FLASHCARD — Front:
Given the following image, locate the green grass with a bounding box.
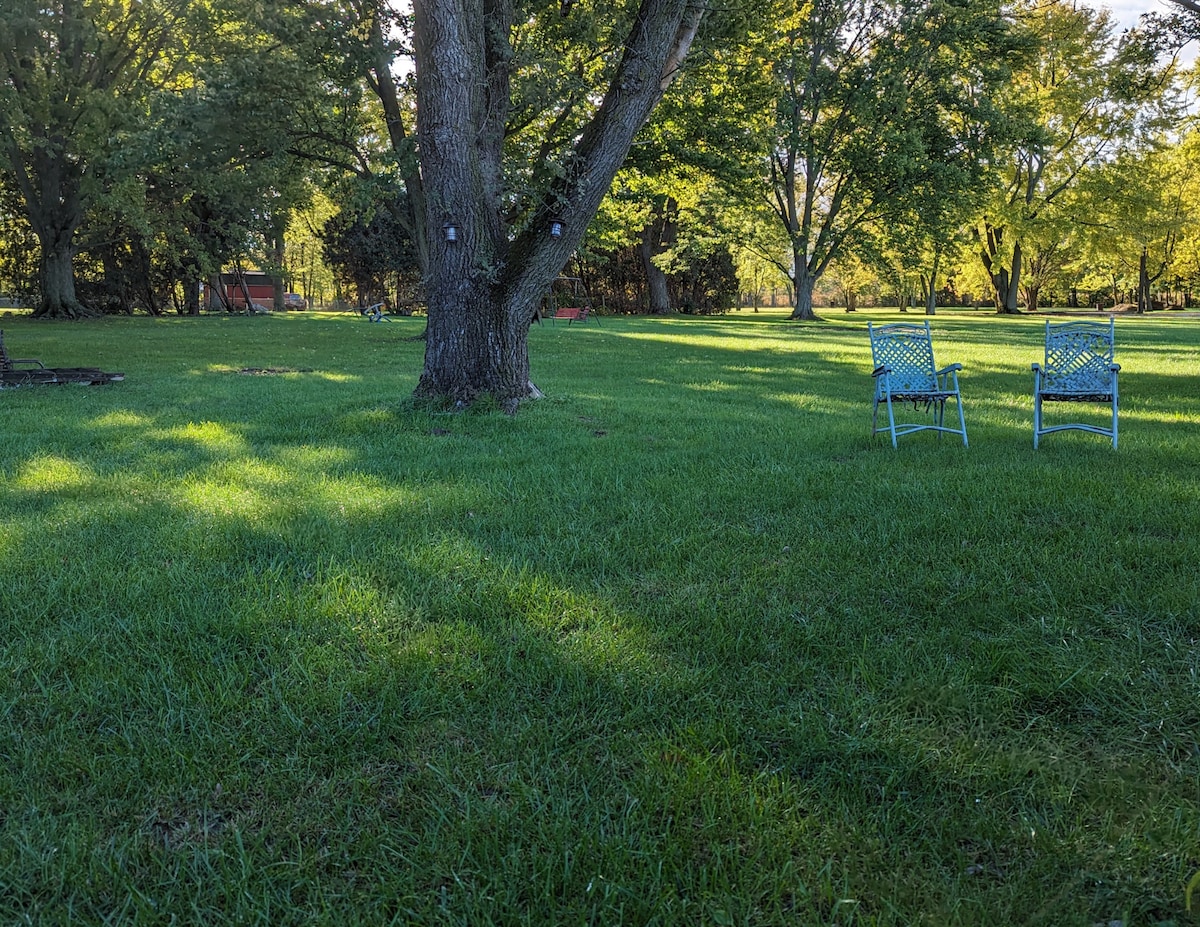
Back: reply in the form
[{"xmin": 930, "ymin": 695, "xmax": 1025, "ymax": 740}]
[{"xmin": 1, "ymin": 308, "xmax": 1198, "ymax": 925}]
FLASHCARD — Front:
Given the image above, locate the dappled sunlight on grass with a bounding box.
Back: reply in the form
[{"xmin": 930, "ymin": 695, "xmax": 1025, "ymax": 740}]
[
  {"xmin": 159, "ymin": 420, "xmax": 249, "ymax": 456},
  {"xmin": 90, "ymin": 410, "xmax": 154, "ymax": 429},
  {"xmin": 682, "ymin": 379, "xmax": 737, "ymax": 393},
  {"xmin": 177, "ymin": 476, "xmax": 279, "ymax": 521},
  {"xmin": 1126, "ymin": 407, "xmax": 1200, "ymax": 425},
  {"xmin": 14, "ymin": 454, "xmax": 96, "ymax": 492},
  {"xmin": 391, "ymin": 534, "xmax": 673, "ymax": 679},
  {"xmin": 168, "ymin": 456, "xmax": 464, "ymax": 527},
  {"xmin": 762, "ymin": 389, "xmax": 850, "ymax": 415},
  {"xmin": 273, "ymin": 443, "xmax": 358, "ymax": 471},
  {"xmin": 605, "ymin": 328, "xmax": 810, "ymax": 353},
  {"xmin": 201, "ymin": 363, "xmax": 362, "ymax": 383}
]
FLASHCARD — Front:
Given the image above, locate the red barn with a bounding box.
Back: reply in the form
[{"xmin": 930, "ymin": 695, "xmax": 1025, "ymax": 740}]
[{"xmin": 205, "ymin": 272, "xmax": 277, "ymax": 310}]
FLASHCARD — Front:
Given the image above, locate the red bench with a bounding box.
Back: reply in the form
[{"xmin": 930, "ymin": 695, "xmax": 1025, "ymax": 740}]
[{"xmin": 553, "ymin": 306, "xmax": 588, "ymax": 324}]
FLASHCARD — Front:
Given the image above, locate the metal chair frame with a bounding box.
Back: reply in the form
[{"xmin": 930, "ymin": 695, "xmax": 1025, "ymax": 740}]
[
  {"xmin": 869, "ymin": 320, "xmax": 968, "ymax": 448},
  {"xmin": 1032, "ymin": 318, "xmax": 1119, "ymax": 449}
]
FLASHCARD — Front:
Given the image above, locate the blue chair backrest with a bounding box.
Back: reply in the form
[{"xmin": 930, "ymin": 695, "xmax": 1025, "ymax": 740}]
[
  {"xmin": 870, "ymin": 322, "xmax": 937, "ymax": 393},
  {"xmin": 1042, "ymin": 319, "xmax": 1115, "ymax": 393}
]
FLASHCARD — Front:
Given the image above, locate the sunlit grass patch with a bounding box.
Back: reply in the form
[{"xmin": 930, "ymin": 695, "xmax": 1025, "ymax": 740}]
[
  {"xmin": 161, "ymin": 420, "xmax": 248, "ymax": 455},
  {"xmin": 14, "ymin": 453, "xmax": 95, "ymax": 492}
]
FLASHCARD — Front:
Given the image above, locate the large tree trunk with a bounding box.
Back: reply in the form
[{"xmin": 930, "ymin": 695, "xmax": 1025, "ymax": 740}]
[
  {"xmin": 790, "ymin": 268, "xmax": 819, "ymax": 321},
  {"xmin": 418, "ymin": 277, "xmax": 532, "ymax": 412},
  {"xmin": 23, "ymin": 161, "xmax": 92, "ymax": 319},
  {"xmin": 3, "ymin": 95, "xmax": 91, "ymax": 319},
  {"xmin": 412, "ymin": 0, "xmax": 705, "ymax": 410},
  {"xmin": 34, "ymin": 235, "xmax": 90, "ymax": 319},
  {"xmin": 789, "ymin": 235, "xmax": 820, "ymax": 320},
  {"xmin": 184, "ymin": 274, "xmax": 201, "ymax": 316},
  {"xmin": 1001, "ymin": 240, "xmax": 1023, "ymax": 313},
  {"xmin": 1022, "ymin": 281, "xmax": 1041, "ymax": 313}
]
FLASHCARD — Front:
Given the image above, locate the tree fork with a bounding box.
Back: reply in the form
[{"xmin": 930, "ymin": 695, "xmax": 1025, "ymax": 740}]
[{"xmin": 412, "ymin": 0, "xmax": 707, "ymax": 410}]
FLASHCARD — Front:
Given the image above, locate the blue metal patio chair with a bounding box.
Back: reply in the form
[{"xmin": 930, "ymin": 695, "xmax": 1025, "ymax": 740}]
[
  {"xmin": 1032, "ymin": 318, "xmax": 1119, "ymax": 449},
  {"xmin": 869, "ymin": 320, "xmax": 967, "ymax": 448}
]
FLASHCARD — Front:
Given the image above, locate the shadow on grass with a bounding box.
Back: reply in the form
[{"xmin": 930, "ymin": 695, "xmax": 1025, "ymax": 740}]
[{"xmin": 2, "ymin": 312, "xmax": 1199, "ymax": 922}]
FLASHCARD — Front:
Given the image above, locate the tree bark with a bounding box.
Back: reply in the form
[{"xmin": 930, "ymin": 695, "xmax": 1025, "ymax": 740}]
[
  {"xmin": 271, "ymin": 218, "xmax": 287, "ymax": 311},
  {"xmin": 36, "ymin": 236, "xmax": 89, "ymax": 319},
  {"xmin": 790, "ymin": 269, "xmax": 819, "ymax": 321},
  {"xmin": 184, "ymin": 273, "xmax": 201, "ymax": 315},
  {"xmin": 1138, "ymin": 247, "xmax": 1150, "ymax": 313},
  {"xmin": 18, "ymin": 150, "xmax": 92, "ymax": 319},
  {"xmin": 638, "ymin": 203, "xmax": 675, "ymax": 314},
  {"xmin": 1022, "ymin": 283, "xmax": 1041, "ymax": 313},
  {"xmin": 788, "ymin": 236, "xmax": 820, "ymax": 320},
  {"xmin": 925, "ymin": 251, "xmax": 941, "ymax": 315},
  {"xmin": 367, "ymin": 7, "xmax": 428, "ymax": 277},
  {"xmin": 978, "ymin": 223, "xmax": 1021, "ymax": 314},
  {"xmin": 412, "ymin": 0, "xmax": 706, "ymax": 410},
  {"xmin": 419, "ymin": 276, "xmax": 533, "ymax": 411},
  {"xmin": 1001, "ymin": 240, "xmax": 1023, "ymax": 313}
]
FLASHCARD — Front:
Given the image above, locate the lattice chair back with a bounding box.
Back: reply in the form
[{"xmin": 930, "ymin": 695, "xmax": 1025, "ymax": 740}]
[
  {"xmin": 1041, "ymin": 320, "xmax": 1115, "ymax": 396},
  {"xmin": 868, "ymin": 320, "xmax": 967, "ymax": 448},
  {"xmin": 870, "ymin": 323, "xmax": 938, "ymax": 396},
  {"xmin": 1032, "ymin": 318, "xmax": 1119, "ymax": 448}
]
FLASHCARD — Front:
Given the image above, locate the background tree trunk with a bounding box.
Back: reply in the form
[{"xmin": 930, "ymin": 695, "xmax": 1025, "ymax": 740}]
[
  {"xmin": 22, "ymin": 154, "xmax": 91, "ymax": 318},
  {"xmin": 788, "ymin": 235, "xmax": 820, "ymax": 320},
  {"xmin": 1001, "ymin": 241, "xmax": 1024, "ymax": 313},
  {"xmin": 1138, "ymin": 247, "xmax": 1150, "ymax": 313},
  {"xmin": 790, "ymin": 269, "xmax": 818, "ymax": 320},
  {"xmin": 639, "ymin": 206, "xmax": 675, "ymax": 314},
  {"xmin": 925, "ymin": 252, "xmax": 941, "ymax": 315},
  {"xmin": 34, "ymin": 237, "xmax": 88, "ymax": 319},
  {"xmin": 368, "ymin": 9, "xmax": 428, "ymax": 277},
  {"xmin": 271, "ymin": 217, "xmax": 287, "ymax": 311}
]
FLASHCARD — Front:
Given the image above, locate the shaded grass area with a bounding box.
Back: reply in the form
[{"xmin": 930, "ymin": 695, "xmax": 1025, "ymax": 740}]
[{"xmin": 1, "ymin": 309, "xmax": 1198, "ymax": 924}]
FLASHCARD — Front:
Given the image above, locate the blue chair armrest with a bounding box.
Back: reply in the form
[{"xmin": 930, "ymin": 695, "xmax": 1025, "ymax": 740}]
[
  {"xmin": 934, "ymin": 363, "xmax": 962, "ymax": 391},
  {"xmin": 872, "ymin": 365, "xmax": 891, "ymax": 378}
]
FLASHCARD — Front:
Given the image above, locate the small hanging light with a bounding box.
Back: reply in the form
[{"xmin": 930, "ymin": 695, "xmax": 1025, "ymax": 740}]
[
  {"xmin": 443, "ymin": 223, "xmax": 459, "ymax": 243},
  {"xmin": 549, "ymin": 218, "xmax": 564, "ymax": 238}
]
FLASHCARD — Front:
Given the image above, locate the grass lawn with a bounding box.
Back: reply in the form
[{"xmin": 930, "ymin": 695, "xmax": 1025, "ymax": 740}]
[{"xmin": 1, "ymin": 308, "xmax": 1198, "ymax": 925}]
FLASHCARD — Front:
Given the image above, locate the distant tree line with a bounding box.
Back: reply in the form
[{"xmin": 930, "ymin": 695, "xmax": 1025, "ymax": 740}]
[{"xmin": 0, "ymin": 0, "xmax": 1197, "ymax": 405}]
